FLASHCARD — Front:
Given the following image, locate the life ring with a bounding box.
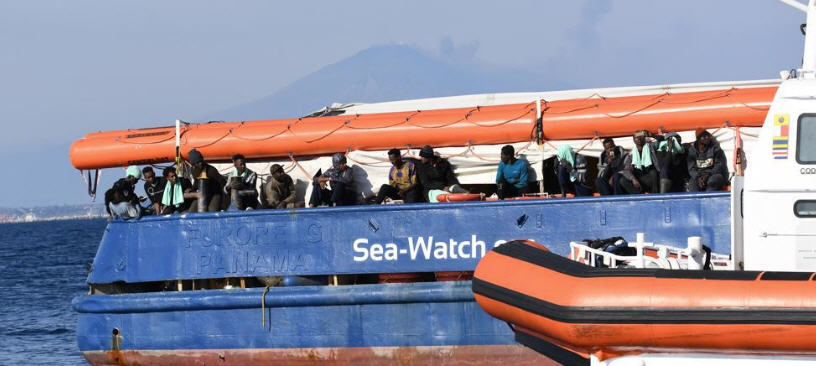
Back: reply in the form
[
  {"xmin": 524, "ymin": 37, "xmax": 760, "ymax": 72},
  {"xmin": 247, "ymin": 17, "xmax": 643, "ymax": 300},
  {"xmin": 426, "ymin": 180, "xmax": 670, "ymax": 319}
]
[{"xmin": 436, "ymin": 193, "xmax": 483, "ymax": 202}]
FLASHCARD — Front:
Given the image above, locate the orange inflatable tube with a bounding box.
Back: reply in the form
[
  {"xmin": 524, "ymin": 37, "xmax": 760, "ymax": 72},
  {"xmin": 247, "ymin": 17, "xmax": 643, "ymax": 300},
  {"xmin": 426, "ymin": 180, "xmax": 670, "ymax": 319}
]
[
  {"xmin": 70, "ymin": 86, "xmax": 776, "ymax": 170},
  {"xmin": 472, "ymin": 240, "xmax": 816, "ymax": 362}
]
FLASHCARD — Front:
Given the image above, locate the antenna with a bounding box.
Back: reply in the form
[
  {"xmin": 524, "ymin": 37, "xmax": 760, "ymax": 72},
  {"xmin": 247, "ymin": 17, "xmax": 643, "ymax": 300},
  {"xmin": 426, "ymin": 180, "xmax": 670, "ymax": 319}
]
[{"xmin": 779, "ymin": 0, "xmax": 816, "ymax": 77}]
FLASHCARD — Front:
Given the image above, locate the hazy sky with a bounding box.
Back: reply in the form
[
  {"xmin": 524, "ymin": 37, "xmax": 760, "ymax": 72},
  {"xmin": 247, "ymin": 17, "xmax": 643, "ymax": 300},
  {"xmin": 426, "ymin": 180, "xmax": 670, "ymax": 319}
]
[{"xmin": 0, "ymin": 1, "xmax": 806, "ymax": 207}]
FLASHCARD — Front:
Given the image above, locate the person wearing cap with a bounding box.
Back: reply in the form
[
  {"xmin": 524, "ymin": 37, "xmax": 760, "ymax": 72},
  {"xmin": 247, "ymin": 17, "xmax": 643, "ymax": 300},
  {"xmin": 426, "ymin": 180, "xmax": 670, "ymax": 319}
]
[
  {"xmin": 617, "ymin": 130, "xmax": 661, "ymax": 194},
  {"xmin": 104, "ymin": 165, "xmax": 144, "ymax": 220},
  {"xmin": 310, "ymin": 153, "xmax": 356, "ymax": 207},
  {"xmin": 187, "ymin": 148, "xmax": 228, "ymax": 212},
  {"xmin": 160, "ymin": 167, "xmax": 197, "ymax": 214},
  {"xmin": 141, "ymin": 166, "xmax": 166, "ymax": 215},
  {"xmin": 376, "ymin": 148, "xmax": 421, "ymax": 204},
  {"xmin": 495, "ymin": 145, "xmax": 530, "ymax": 199},
  {"xmin": 417, "ymin": 145, "xmax": 467, "ymax": 202},
  {"xmin": 225, "ymin": 154, "xmax": 259, "ymax": 210},
  {"xmin": 263, "ymin": 164, "xmax": 300, "ymax": 209},
  {"xmin": 687, "ymin": 129, "xmax": 728, "ymax": 191},
  {"xmin": 555, "ymin": 145, "xmax": 592, "ymax": 197}
]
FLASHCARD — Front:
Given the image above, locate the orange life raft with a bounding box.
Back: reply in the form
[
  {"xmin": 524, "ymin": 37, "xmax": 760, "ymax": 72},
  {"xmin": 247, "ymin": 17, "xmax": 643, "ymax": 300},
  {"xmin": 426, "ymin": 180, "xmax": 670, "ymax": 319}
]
[
  {"xmin": 69, "ymin": 86, "xmax": 776, "ymax": 170},
  {"xmin": 472, "ymin": 240, "xmax": 816, "ymax": 364}
]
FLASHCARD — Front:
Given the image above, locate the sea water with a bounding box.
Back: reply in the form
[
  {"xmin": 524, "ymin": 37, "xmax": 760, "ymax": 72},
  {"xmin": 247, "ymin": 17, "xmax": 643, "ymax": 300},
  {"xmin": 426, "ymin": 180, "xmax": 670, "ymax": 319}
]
[{"xmin": 0, "ymin": 219, "xmax": 105, "ymax": 366}]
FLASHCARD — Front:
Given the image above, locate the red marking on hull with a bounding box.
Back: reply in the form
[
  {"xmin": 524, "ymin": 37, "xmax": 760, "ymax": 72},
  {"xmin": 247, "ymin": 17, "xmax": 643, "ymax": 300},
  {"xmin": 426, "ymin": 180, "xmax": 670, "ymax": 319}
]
[{"xmin": 83, "ymin": 345, "xmax": 551, "ymax": 365}]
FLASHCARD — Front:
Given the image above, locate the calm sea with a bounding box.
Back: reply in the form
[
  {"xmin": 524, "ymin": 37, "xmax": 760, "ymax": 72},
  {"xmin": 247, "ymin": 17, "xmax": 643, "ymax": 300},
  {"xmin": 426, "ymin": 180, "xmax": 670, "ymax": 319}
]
[{"xmin": 0, "ymin": 219, "xmax": 106, "ymax": 366}]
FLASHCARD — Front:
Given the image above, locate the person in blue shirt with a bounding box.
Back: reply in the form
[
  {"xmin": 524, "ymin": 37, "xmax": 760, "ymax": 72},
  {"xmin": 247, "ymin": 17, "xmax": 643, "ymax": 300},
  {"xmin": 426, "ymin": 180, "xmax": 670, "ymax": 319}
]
[{"xmin": 495, "ymin": 145, "xmax": 529, "ymax": 199}]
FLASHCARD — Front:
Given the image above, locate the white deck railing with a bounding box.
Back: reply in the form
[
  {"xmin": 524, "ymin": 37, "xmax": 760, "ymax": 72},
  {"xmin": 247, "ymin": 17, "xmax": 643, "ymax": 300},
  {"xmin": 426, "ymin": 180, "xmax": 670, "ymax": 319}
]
[{"xmin": 568, "ymin": 233, "xmax": 731, "ymax": 270}]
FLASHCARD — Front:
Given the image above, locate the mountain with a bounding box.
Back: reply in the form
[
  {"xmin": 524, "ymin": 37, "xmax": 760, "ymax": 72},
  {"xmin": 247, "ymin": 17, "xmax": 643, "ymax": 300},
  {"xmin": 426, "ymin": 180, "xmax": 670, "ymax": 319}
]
[{"xmin": 210, "ymin": 44, "xmax": 570, "ymax": 121}]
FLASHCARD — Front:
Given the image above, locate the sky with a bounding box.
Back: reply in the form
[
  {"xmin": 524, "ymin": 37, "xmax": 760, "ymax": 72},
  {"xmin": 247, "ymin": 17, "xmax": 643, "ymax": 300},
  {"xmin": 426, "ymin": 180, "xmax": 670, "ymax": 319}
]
[{"xmin": 0, "ymin": 0, "xmax": 807, "ymax": 207}]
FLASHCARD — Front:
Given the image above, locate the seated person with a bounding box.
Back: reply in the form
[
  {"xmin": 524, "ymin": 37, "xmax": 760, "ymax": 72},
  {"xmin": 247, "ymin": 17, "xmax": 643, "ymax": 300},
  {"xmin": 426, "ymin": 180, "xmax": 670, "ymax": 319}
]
[
  {"xmin": 225, "ymin": 154, "xmax": 259, "ymax": 210},
  {"xmin": 188, "ymin": 149, "xmax": 227, "ymax": 212},
  {"xmin": 142, "ymin": 166, "xmax": 166, "ymax": 215},
  {"xmin": 495, "ymin": 145, "xmax": 529, "ymax": 199},
  {"xmin": 309, "ymin": 153, "xmax": 356, "ymax": 207},
  {"xmin": 104, "ymin": 165, "xmax": 143, "ymax": 220},
  {"xmin": 655, "ymin": 132, "xmax": 686, "ymax": 193},
  {"xmin": 417, "ymin": 145, "xmax": 467, "ymax": 202},
  {"xmin": 616, "ymin": 130, "xmax": 661, "ymax": 194},
  {"xmin": 160, "ymin": 167, "xmax": 197, "ymax": 214},
  {"xmin": 595, "ymin": 138, "xmax": 626, "ymax": 196},
  {"xmin": 556, "ymin": 145, "xmax": 592, "ymax": 196},
  {"xmin": 376, "ymin": 149, "xmax": 421, "ymax": 204},
  {"xmin": 263, "ymin": 164, "xmax": 302, "ymax": 209},
  {"xmin": 687, "ymin": 129, "xmax": 728, "ymax": 191}
]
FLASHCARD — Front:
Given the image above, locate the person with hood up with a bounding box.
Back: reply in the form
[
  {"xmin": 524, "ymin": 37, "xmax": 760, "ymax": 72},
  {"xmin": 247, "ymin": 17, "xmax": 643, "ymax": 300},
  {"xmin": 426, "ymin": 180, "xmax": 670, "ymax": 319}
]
[
  {"xmin": 495, "ymin": 145, "xmax": 530, "ymax": 199},
  {"xmin": 556, "ymin": 145, "xmax": 592, "ymax": 196},
  {"xmin": 187, "ymin": 149, "xmax": 227, "ymax": 212},
  {"xmin": 617, "ymin": 130, "xmax": 661, "ymax": 194},
  {"xmin": 687, "ymin": 129, "xmax": 729, "ymax": 191},
  {"xmin": 104, "ymin": 165, "xmax": 144, "ymax": 220},
  {"xmin": 310, "ymin": 153, "xmax": 356, "ymax": 207},
  {"xmin": 416, "ymin": 145, "xmax": 468, "ymax": 202}
]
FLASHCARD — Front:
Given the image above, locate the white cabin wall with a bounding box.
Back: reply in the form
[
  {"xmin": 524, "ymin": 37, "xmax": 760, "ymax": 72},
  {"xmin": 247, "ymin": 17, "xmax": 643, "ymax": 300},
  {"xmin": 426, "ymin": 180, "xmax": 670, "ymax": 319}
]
[{"xmin": 743, "ymin": 78, "xmax": 816, "ymax": 271}]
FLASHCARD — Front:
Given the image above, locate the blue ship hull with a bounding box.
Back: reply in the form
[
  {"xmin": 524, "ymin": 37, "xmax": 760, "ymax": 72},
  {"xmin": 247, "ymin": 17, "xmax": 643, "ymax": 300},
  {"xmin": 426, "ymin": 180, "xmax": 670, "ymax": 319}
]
[
  {"xmin": 75, "ymin": 282, "xmax": 543, "ymax": 365},
  {"xmin": 74, "ymin": 193, "xmax": 731, "ymax": 365}
]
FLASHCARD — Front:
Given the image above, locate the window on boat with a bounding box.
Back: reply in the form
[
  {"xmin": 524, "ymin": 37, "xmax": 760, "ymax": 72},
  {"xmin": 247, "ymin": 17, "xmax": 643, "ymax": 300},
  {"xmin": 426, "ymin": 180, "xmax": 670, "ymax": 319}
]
[
  {"xmin": 794, "ymin": 200, "xmax": 816, "ymax": 217},
  {"xmin": 797, "ymin": 114, "xmax": 816, "ymax": 163}
]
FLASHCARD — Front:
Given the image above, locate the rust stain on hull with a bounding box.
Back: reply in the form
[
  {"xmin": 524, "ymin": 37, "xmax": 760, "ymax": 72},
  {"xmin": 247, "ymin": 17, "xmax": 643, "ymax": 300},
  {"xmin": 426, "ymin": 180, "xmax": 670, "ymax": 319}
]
[{"xmin": 84, "ymin": 345, "xmax": 552, "ymax": 366}]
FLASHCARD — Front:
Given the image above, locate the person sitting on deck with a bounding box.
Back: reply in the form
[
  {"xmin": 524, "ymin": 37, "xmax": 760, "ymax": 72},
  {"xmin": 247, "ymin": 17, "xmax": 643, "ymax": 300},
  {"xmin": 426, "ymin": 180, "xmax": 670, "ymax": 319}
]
[
  {"xmin": 595, "ymin": 138, "xmax": 626, "ymax": 196},
  {"xmin": 225, "ymin": 154, "xmax": 259, "ymax": 210},
  {"xmin": 104, "ymin": 165, "xmax": 143, "ymax": 220},
  {"xmin": 262, "ymin": 164, "xmax": 302, "ymax": 209},
  {"xmin": 495, "ymin": 145, "xmax": 529, "ymax": 199},
  {"xmin": 655, "ymin": 132, "xmax": 687, "ymax": 193},
  {"xmin": 141, "ymin": 166, "xmax": 166, "ymax": 215},
  {"xmin": 160, "ymin": 167, "xmax": 197, "ymax": 214},
  {"xmin": 616, "ymin": 130, "xmax": 661, "ymax": 194},
  {"xmin": 188, "ymin": 149, "xmax": 227, "ymax": 212},
  {"xmin": 556, "ymin": 145, "xmax": 592, "ymax": 196},
  {"xmin": 376, "ymin": 148, "xmax": 421, "ymax": 204},
  {"xmin": 687, "ymin": 129, "xmax": 729, "ymax": 191},
  {"xmin": 309, "ymin": 153, "xmax": 356, "ymax": 207},
  {"xmin": 417, "ymin": 145, "xmax": 468, "ymax": 202}
]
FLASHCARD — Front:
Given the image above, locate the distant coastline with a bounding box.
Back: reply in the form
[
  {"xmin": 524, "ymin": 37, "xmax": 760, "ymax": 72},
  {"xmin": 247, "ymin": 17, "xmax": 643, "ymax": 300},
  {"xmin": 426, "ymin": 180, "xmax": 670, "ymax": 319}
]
[{"xmin": 0, "ymin": 204, "xmax": 106, "ymax": 223}]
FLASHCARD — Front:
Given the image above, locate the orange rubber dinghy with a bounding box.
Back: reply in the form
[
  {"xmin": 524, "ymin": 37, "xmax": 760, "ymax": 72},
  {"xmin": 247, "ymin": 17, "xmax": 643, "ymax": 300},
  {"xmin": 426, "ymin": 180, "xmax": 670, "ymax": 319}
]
[
  {"xmin": 472, "ymin": 240, "xmax": 816, "ymax": 364},
  {"xmin": 69, "ymin": 86, "xmax": 776, "ymax": 169},
  {"xmin": 436, "ymin": 193, "xmax": 484, "ymax": 202}
]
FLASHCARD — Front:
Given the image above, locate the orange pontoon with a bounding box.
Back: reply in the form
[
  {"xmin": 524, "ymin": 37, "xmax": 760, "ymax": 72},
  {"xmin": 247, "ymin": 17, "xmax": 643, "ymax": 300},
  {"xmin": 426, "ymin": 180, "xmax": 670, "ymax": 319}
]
[
  {"xmin": 69, "ymin": 86, "xmax": 776, "ymax": 170},
  {"xmin": 472, "ymin": 240, "xmax": 816, "ymax": 364}
]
